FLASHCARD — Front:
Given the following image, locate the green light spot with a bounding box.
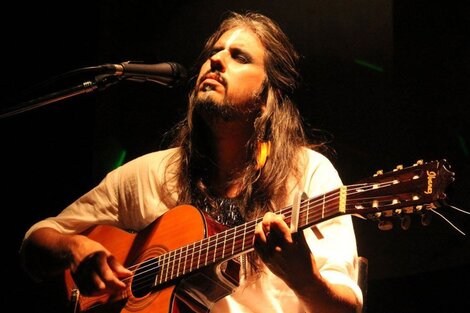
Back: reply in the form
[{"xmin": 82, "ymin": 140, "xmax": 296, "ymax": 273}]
[
  {"xmin": 458, "ymin": 135, "xmax": 469, "ymax": 157},
  {"xmin": 114, "ymin": 149, "xmax": 127, "ymax": 169},
  {"xmin": 354, "ymin": 59, "xmax": 384, "ymax": 73}
]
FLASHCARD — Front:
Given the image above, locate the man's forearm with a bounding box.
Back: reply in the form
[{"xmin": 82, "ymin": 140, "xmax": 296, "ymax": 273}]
[{"xmin": 20, "ymin": 228, "xmax": 75, "ymax": 280}]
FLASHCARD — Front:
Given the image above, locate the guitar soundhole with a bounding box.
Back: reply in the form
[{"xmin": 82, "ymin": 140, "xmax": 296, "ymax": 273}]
[{"xmin": 131, "ymin": 257, "xmax": 160, "ymax": 298}]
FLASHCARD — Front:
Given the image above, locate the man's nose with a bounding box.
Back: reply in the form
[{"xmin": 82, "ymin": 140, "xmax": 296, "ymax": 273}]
[{"xmin": 210, "ymin": 50, "xmax": 227, "ymax": 72}]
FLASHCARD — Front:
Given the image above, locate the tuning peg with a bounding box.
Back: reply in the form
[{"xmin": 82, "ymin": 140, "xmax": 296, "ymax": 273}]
[
  {"xmin": 393, "ymin": 164, "xmax": 403, "ymax": 172},
  {"xmin": 421, "ymin": 212, "xmax": 432, "ymax": 226},
  {"xmin": 413, "ymin": 159, "xmax": 424, "ymax": 166},
  {"xmin": 378, "ymin": 220, "xmax": 393, "ymax": 231},
  {"xmin": 400, "ymin": 215, "xmax": 411, "ymax": 230},
  {"xmin": 373, "ymin": 169, "xmax": 383, "ymax": 177}
]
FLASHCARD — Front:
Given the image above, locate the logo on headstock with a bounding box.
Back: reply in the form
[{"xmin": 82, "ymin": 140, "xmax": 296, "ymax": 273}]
[{"xmin": 424, "ymin": 170, "xmax": 437, "ymax": 194}]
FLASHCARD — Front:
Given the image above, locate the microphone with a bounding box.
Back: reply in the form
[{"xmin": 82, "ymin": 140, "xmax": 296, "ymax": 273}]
[{"xmin": 100, "ymin": 61, "xmax": 187, "ymax": 87}]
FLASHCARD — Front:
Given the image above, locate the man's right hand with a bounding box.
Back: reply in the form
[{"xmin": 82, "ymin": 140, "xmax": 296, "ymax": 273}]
[
  {"xmin": 21, "ymin": 228, "xmax": 132, "ymax": 297},
  {"xmin": 71, "ymin": 249, "xmax": 132, "ymax": 296}
]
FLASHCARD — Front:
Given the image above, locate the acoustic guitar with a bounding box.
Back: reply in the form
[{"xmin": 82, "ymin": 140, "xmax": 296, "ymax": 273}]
[{"xmin": 64, "ymin": 159, "xmax": 455, "ymax": 312}]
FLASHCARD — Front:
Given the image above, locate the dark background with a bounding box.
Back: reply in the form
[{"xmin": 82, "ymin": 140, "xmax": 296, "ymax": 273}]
[{"xmin": 1, "ymin": 1, "xmax": 469, "ymax": 312}]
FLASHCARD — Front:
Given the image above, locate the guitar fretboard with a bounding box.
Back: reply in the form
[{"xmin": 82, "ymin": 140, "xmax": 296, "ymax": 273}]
[{"xmin": 152, "ymin": 187, "xmax": 344, "ymax": 286}]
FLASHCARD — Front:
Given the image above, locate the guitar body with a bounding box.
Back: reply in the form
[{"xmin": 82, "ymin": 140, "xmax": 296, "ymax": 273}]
[{"xmin": 64, "ymin": 205, "xmax": 239, "ymax": 313}]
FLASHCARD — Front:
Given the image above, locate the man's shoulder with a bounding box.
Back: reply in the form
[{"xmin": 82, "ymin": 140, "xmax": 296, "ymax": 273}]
[
  {"xmin": 137, "ymin": 147, "xmax": 180, "ymax": 162},
  {"xmin": 119, "ymin": 147, "xmax": 180, "ymax": 172},
  {"xmin": 300, "ymin": 147, "xmax": 342, "ymax": 194},
  {"xmin": 300, "ymin": 147, "xmax": 335, "ymax": 168}
]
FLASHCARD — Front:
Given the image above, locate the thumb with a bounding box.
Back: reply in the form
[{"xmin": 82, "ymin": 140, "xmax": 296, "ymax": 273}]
[{"xmin": 108, "ymin": 255, "xmax": 132, "ymax": 277}]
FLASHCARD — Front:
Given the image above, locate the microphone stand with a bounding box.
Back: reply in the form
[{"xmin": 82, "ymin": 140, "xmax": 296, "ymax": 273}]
[{"xmin": 0, "ymin": 75, "xmax": 120, "ymax": 119}]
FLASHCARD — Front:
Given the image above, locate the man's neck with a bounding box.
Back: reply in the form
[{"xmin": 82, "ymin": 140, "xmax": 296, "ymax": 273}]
[{"xmin": 207, "ymin": 117, "xmax": 255, "ymax": 197}]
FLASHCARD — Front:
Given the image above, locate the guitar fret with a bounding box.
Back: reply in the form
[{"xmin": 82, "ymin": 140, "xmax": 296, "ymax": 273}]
[
  {"xmin": 171, "ymin": 251, "xmax": 176, "ymax": 280},
  {"xmin": 178, "ymin": 249, "xmax": 183, "ymax": 277},
  {"xmin": 231, "ymin": 227, "xmax": 236, "ymax": 255},
  {"xmin": 176, "ymin": 249, "xmax": 180, "ymax": 277},
  {"xmin": 196, "ymin": 240, "xmax": 201, "ymax": 269},
  {"xmin": 176, "ymin": 248, "xmax": 181, "ymax": 277},
  {"xmin": 166, "ymin": 251, "xmax": 172, "ymax": 281},
  {"xmin": 178, "ymin": 248, "xmax": 183, "ymax": 276},
  {"xmin": 183, "ymin": 246, "xmax": 188, "ymax": 275},
  {"xmin": 164, "ymin": 251, "xmax": 169, "ymax": 282},
  {"xmin": 180, "ymin": 248, "xmax": 185, "ymax": 275},
  {"xmin": 163, "ymin": 253, "xmax": 169, "ymax": 284},
  {"xmin": 164, "ymin": 253, "xmax": 169, "ymax": 283},
  {"xmin": 175, "ymin": 249, "xmax": 181, "ymax": 279},
  {"xmin": 305, "ymin": 198, "xmax": 309, "ymax": 225},
  {"xmin": 205, "ymin": 237, "xmax": 210, "ymax": 266},
  {"xmin": 171, "ymin": 250, "xmax": 177, "ymax": 280},
  {"xmin": 222, "ymin": 232, "xmax": 226, "ymax": 259},
  {"xmin": 339, "ymin": 186, "xmax": 347, "ymax": 213},
  {"xmin": 213, "ymin": 232, "xmax": 219, "ymax": 263},
  {"xmin": 157, "ymin": 254, "xmax": 162, "ymax": 285},
  {"xmin": 189, "ymin": 242, "xmax": 195, "ymax": 272},
  {"xmin": 181, "ymin": 248, "xmax": 186, "ymax": 275},
  {"xmin": 154, "ymin": 255, "xmax": 160, "ymax": 286},
  {"xmin": 159, "ymin": 252, "xmax": 164, "ymax": 283},
  {"xmin": 241, "ymin": 223, "xmax": 247, "ymax": 251},
  {"xmin": 185, "ymin": 246, "xmax": 189, "ymax": 274}
]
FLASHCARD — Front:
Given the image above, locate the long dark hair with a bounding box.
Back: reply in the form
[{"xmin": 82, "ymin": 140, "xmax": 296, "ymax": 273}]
[{"xmin": 166, "ymin": 11, "xmax": 314, "ymax": 219}]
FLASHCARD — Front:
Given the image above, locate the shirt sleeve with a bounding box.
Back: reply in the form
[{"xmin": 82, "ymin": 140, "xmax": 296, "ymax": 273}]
[
  {"xmin": 301, "ymin": 148, "xmax": 364, "ymax": 309},
  {"xmin": 23, "ymin": 148, "xmax": 179, "ymax": 241}
]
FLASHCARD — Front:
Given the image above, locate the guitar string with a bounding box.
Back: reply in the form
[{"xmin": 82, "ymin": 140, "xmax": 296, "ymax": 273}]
[
  {"xmin": 447, "ymin": 205, "xmax": 470, "ymax": 215},
  {"xmin": 126, "ymin": 185, "xmax": 346, "ymax": 278},
  {"xmin": 429, "ymin": 208, "xmax": 466, "ymax": 235},
  {"xmin": 84, "ymin": 184, "xmax": 351, "ymax": 304},
  {"xmin": 121, "ymin": 180, "xmax": 412, "ymax": 289},
  {"xmin": 125, "ymin": 179, "xmax": 402, "ymax": 275},
  {"xmin": 85, "ymin": 178, "xmax": 431, "ymax": 305},
  {"xmin": 80, "ymin": 159, "xmax": 453, "ymax": 309},
  {"xmin": 130, "ymin": 178, "xmax": 435, "ymax": 298},
  {"xmin": 122, "ymin": 180, "xmax": 407, "ymax": 294}
]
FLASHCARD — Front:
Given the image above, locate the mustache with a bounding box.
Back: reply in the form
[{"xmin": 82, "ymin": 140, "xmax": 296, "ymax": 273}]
[{"xmin": 198, "ymin": 70, "xmax": 227, "ymax": 87}]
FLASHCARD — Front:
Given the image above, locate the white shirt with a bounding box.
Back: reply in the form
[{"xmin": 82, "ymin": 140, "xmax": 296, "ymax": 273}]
[{"xmin": 24, "ymin": 147, "xmax": 363, "ymax": 312}]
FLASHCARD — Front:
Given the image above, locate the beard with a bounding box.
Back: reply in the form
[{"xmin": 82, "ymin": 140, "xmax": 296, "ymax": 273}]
[
  {"xmin": 193, "ymin": 96, "xmax": 247, "ymax": 121},
  {"xmin": 191, "ymin": 82, "xmax": 267, "ymax": 122}
]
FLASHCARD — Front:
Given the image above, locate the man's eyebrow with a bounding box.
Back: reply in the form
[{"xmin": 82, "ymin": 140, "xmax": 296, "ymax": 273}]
[
  {"xmin": 211, "ymin": 44, "xmax": 254, "ymax": 57},
  {"xmin": 213, "ymin": 40, "xmax": 248, "ymax": 51}
]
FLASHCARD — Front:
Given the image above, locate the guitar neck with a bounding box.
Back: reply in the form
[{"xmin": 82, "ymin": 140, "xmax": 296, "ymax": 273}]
[
  {"xmin": 169, "ymin": 158, "xmax": 455, "ymax": 276},
  {"xmin": 155, "ymin": 187, "xmax": 344, "ymax": 286}
]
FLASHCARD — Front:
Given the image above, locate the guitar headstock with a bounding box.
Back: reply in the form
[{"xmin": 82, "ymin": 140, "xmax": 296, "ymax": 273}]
[{"xmin": 346, "ymin": 159, "xmax": 455, "ymax": 229}]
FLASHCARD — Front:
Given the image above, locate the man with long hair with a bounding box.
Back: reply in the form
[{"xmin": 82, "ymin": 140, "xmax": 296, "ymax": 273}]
[{"xmin": 21, "ymin": 11, "xmax": 363, "ymax": 313}]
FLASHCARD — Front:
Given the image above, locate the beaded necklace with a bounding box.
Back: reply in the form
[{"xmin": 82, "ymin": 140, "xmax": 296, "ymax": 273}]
[{"xmin": 193, "ymin": 194, "xmax": 245, "ymax": 228}]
